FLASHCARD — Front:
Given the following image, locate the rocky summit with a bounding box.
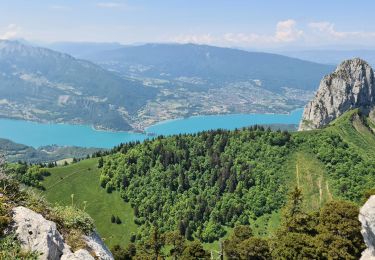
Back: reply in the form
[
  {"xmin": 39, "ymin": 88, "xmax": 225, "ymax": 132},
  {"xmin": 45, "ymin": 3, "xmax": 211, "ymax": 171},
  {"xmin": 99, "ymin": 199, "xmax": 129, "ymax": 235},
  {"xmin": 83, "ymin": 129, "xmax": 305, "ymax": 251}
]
[{"xmin": 299, "ymin": 58, "xmax": 375, "ymax": 131}]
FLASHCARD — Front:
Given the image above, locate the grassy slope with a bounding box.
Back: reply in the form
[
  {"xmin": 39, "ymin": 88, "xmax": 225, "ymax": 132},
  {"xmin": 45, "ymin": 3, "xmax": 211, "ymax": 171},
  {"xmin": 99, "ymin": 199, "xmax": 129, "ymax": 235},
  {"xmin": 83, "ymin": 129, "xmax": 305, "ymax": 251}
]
[
  {"xmin": 328, "ymin": 109, "xmax": 375, "ymax": 159},
  {"xmin": 285, "ymin": 151, "xmax": 332, "ymax": 211},
  {"xmin": 40, "ymin": 158, "xmax": 137, "ymax": 248},
  {"xmin": 285, "ymin": 110, "xmax": 375, "ymax": 208}
]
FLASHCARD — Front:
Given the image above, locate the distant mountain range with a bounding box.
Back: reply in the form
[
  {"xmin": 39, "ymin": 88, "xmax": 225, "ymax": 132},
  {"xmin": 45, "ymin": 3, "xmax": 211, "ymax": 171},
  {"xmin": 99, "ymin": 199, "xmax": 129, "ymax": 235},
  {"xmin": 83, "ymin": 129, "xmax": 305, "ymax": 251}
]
[
  {"xmin": 0, "ymin": 40, "xmax": 156, "ymax": 130},
  {"xmin": 0, "ymin": 41, "xmax": 333, "ymax": 130},
  {"xmin": 51, "ymin": 42, "xmax": 333, "ymax": 93}
]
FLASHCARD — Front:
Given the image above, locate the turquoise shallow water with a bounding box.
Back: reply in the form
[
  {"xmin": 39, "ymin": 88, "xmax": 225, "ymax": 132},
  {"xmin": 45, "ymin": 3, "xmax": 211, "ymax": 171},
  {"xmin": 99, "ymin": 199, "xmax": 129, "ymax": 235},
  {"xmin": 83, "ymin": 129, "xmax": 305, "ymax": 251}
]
[{"xmin": 0, "ymin": 109, "xmax": 303, "ymax": 148}]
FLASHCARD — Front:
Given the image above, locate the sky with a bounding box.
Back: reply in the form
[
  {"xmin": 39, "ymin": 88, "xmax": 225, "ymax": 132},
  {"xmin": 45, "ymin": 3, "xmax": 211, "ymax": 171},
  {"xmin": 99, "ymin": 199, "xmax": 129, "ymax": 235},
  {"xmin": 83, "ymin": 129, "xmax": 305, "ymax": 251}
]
[{"xmin": 0, "ymin": 0, "xmax": 375, "ymax": 50}]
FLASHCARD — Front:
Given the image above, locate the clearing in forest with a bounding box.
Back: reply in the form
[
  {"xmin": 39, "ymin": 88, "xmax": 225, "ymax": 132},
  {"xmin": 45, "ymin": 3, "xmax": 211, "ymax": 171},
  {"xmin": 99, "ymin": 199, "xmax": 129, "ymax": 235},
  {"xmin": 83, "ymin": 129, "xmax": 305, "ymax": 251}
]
[
  {"xmin": 41, "ymin": 158, "xmax": 137, "ymax": 248},
  {"xmin": 288, "ymin": 151, "xmax": 331, "ymax": 211}
]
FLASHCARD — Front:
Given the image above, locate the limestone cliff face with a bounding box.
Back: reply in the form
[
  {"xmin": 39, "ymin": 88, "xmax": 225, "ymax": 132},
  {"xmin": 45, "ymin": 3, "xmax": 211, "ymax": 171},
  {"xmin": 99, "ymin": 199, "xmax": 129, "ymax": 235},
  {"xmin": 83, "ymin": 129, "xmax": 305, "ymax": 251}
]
[{"xmin": 299, "ymin": 58, "xmax": 375, "ymax": 131}]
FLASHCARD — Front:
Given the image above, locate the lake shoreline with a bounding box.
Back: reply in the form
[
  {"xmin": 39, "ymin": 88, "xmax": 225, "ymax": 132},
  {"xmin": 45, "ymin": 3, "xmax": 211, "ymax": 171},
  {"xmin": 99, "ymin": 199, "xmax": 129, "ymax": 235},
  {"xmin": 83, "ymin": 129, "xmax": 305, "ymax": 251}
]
[{"xmin": 0, "ymin": 109, "xmax": 303, "ymax": 149}]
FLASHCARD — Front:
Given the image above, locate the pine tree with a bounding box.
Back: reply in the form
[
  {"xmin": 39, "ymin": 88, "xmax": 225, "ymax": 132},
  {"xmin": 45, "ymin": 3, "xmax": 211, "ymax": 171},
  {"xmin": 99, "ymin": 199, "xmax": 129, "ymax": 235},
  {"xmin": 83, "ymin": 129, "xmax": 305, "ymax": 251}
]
[{"xmin": 98, "ymin": 157, "xmax": 104, "ymax": 168}]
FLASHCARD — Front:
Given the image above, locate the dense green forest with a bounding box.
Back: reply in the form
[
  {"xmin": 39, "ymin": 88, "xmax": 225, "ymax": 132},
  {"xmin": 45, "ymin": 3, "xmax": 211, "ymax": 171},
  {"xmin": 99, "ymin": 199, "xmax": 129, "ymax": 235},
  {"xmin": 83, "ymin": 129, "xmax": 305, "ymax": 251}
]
[
  {"xmin": 100, "ymin": 127, "xmax": 293, "ymax": 242},
  {"xmin": 99, "ymin": 110, "xmax": 375, "ymax": 246}
]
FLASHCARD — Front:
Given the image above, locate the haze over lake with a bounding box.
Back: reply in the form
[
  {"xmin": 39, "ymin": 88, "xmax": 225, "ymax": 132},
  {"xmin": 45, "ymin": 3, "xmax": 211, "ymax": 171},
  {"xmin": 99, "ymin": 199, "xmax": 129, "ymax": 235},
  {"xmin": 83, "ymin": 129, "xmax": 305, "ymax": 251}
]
[{"xmin": 0, "ymin": 109, "xmax": 303, "ymax": 148}]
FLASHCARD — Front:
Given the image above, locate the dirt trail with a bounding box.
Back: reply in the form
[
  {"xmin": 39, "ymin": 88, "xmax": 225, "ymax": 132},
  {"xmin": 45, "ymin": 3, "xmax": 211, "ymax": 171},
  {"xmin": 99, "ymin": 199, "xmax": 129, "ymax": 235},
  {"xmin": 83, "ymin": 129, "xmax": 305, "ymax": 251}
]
[
  {"xmin": 46, "ymin": 168, "xmax": 85, "ymax": 190},
  {"xmin": 326, "ymin": 181, "xmax": 333, "ymax": 200},
  {"xmin": 318, "ymin": 177, "xmax": 322, "ymax": 205},
  {"xmin": 296, "ymin": 163, "xmax": 300, "ymax": 189}
]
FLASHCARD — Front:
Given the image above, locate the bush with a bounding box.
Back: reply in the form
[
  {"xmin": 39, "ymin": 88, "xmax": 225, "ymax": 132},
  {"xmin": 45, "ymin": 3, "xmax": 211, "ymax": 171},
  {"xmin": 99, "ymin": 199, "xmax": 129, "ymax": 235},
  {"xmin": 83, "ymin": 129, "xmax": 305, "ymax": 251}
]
[
  {"xmin": 0, "ymin": 234, "xmax": 40, "ymax": 259},
  {"xmin": 65, "ymin": 229, "xmax": 86, "ymax": 252},
  {"xmin": 52, "ymin": 206, "xmax": 94, "ymax": 234}
]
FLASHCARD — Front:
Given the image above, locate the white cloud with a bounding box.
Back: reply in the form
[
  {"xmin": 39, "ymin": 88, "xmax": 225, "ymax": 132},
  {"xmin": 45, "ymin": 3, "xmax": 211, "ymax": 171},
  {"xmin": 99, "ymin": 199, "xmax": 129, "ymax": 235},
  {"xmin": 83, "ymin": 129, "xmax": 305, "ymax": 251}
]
[
  {"xmin": 0, "ymin": 24, "xmax": 21, "ymax": 40},
  {"xmin": 168, "ymin": 20, "xmax": 375, "ymax": 48},
  {"xmin": 308, "ymin": 21, "xmax": 375, "ymax": 39},
  {"xmin": 275, "ymin": 19, "xmax": 303, "ymax": 42},
  {"xmin": 223, "ymin": 19, "xmax": 303, "ymax": 45},
  {"xmin": 96, "ymin": 2, "xmax": 124, "ymax": 8},
  {"xmin": 170, "ymin": 20, "xmax": 303, "ymax": 46},
  {"xmin": 171, "ymin": 34, "xmax": 216, "ymax": 45}
]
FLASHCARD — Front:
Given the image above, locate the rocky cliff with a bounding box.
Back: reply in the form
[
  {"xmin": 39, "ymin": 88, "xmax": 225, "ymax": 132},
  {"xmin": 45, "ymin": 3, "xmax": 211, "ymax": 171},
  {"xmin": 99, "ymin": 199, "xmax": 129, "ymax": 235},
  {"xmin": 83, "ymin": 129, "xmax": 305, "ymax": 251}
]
[{"xmin": 299, "ymin": 58, "xmax": 375, "ymax": 131}]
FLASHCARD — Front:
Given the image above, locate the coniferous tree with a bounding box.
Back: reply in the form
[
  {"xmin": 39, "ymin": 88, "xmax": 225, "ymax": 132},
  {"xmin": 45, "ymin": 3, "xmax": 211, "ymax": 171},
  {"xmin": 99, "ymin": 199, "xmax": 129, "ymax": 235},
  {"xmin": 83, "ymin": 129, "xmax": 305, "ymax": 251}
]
[{"xmin": 98, "ymin": 157, "xmax": 104, "ymax": 168}]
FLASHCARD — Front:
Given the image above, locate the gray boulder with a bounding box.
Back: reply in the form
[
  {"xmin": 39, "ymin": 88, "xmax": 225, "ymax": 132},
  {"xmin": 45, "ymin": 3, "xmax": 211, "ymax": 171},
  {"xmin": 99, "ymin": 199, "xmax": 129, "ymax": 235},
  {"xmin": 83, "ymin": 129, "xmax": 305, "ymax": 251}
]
[
  {"xmin": 359, "ymin": 195, "xmax": 375, "ymax": 259},
  {"xmin": 11, "ymin": 206, "xmax": 113, "ymax": 260},
  {"xmin": 299, "ymin": 58, "xmax": 375, "ymax": 131},
  {"xmin": 12, "ymin": 206, "xmax": 67, "ymax": 259}
]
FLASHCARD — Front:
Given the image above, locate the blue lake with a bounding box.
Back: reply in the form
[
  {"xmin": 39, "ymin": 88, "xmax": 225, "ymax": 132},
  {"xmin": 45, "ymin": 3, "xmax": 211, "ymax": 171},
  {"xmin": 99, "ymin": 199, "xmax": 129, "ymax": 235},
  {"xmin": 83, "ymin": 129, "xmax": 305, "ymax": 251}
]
[{"xmin": 0, "ymin": 109, "xmax": 303, "ymax": 148}]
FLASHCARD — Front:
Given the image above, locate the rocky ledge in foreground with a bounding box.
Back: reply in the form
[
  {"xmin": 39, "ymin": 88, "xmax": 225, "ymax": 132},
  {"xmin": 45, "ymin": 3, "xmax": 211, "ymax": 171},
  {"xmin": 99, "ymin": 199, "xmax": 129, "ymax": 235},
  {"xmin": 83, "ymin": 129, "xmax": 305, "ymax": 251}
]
[
  {"xmin": 360, "ymin": 195, "xmax": 375, "ymax": 259},
  {"xmin": 299, "ymin": 58, "xmax": 375, "ymax": 131},
  {"xmin": 11, "ymin": 206, "xmax": 113, "ymax": 260}
]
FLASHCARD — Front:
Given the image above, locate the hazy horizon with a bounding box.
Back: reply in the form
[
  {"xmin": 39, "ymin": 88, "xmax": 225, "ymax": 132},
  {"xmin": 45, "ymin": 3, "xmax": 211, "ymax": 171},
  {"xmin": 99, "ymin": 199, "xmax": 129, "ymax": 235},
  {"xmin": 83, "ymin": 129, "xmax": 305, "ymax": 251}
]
[{"xmin": 1, "ymin": 0, "xmax": 375, "ymax": 52}]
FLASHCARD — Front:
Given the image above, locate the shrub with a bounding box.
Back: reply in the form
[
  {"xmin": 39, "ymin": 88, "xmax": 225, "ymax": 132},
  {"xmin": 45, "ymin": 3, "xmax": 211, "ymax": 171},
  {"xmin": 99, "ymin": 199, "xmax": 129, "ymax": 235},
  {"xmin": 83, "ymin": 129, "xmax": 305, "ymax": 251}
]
[
  {"xmin": 65, "ymin": 229, "xmax": 86, "ymax": 252},
  {"xmin": 0, "ymin": 234, "xmax": 40, "ymax": 259},
  {"xmin": 52, "ymin": 205, "xmax": 94, "ymax": 234}
]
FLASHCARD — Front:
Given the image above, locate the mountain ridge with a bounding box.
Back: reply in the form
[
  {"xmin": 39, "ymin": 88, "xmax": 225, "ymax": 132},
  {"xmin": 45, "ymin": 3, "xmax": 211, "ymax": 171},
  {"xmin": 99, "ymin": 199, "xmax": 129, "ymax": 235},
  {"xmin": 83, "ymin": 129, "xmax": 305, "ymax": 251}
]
[
  {"xmin": 75, "ymin": 43, "xmax": 334, "ymax": 92},
  {"xmin": 0, "ymin": 40, "xmax": 157, "ymax": 131}
]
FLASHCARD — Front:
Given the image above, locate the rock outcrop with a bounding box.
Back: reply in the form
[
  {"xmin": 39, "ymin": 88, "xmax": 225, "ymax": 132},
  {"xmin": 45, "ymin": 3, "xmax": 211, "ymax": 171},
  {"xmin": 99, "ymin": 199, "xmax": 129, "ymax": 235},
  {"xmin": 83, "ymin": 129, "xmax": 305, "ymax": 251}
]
[
  {"xmin": 83, "ymin": 232, "xmax": 113, "ymax": 260},
  {"xmin": 299, "ymin": 58, "xmax": 375, "ymax": 131},
  {"xmin": 12, "ymin": 206, "xmax": 113, "ymax": 260},
  {"xmin": 359, "ymin": 195, "xmax": 375, "ymax": 259}
]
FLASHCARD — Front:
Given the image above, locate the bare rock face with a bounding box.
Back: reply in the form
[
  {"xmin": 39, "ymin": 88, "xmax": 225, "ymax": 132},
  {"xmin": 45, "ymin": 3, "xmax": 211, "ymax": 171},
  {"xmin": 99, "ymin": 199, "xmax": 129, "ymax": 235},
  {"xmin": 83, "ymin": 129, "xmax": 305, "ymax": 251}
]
[
  {"xmin": 83, "ymin": 232, "xmax": 114, "ymax": 260},
  {"xmin": 299, "ymin": 58, "xmax": 375, "ymax": 131},
  {"xmin": 12, "ymin": 206, "xmax": 113, "ymax": 260},
  {"xmin": 61, "ymin": 249, "xmax": 95, "ymax": 260},
  {"xmin": 359, "ymin": 195, "xmax": 375, "ymax": 259},
  {"xmin": 12, "ymin": 206, "xmax": 68, "ymax": 259}
]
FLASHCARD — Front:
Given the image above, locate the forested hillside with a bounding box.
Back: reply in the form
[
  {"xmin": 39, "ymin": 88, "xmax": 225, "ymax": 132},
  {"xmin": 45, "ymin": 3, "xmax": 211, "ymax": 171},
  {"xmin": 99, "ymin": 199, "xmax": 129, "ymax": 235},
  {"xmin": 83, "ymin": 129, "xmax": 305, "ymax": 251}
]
[
  {"xmin": 99, "ymin": 109, "xmax": 375, "ymax": 243},
  {"xmin": 101, "ymin": 127, "xmax": 292, "ymax": 243}
]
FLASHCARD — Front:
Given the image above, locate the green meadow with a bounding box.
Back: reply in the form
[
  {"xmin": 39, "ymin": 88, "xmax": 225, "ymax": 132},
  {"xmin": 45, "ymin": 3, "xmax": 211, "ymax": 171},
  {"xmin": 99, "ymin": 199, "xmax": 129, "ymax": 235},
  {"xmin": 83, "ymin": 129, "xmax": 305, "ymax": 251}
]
[{"xmin": 41, "ymin": 158, "xmax": 137, "ymax": 248}]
